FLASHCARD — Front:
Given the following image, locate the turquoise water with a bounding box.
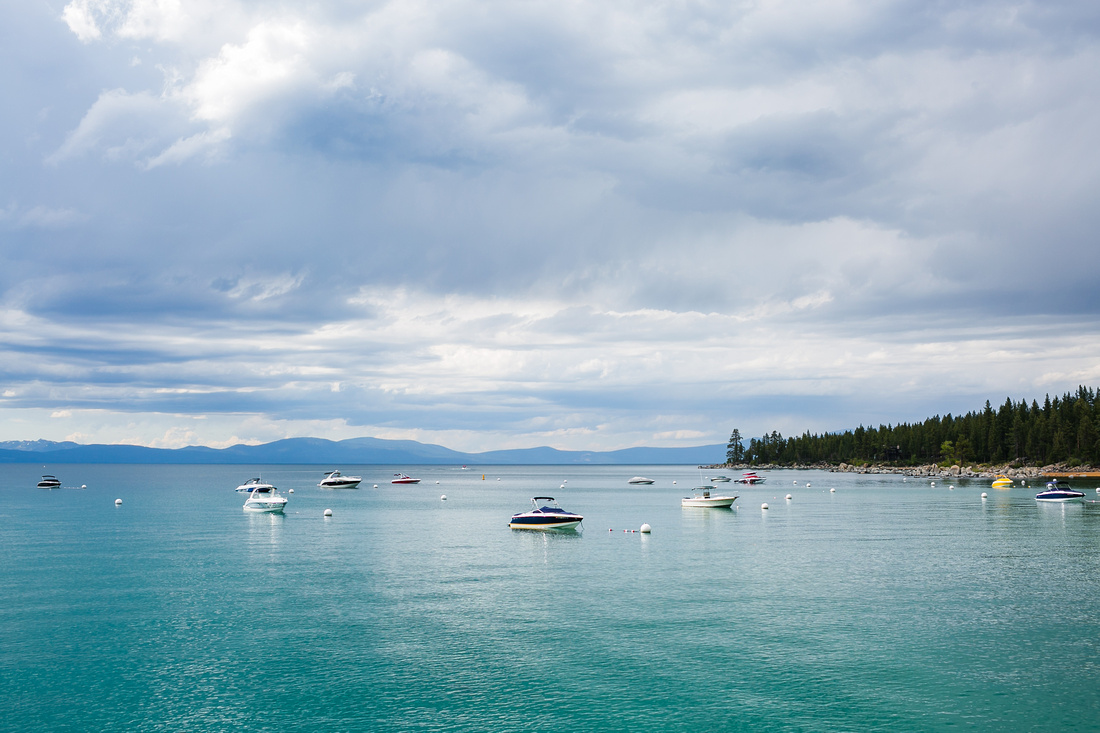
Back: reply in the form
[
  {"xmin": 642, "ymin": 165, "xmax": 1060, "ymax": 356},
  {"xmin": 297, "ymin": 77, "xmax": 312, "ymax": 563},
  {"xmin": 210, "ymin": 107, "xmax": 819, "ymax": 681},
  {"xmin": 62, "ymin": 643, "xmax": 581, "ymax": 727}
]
[{"xmin": 3, "ymin": 464, "xmax": 1100, "ymax": 731}]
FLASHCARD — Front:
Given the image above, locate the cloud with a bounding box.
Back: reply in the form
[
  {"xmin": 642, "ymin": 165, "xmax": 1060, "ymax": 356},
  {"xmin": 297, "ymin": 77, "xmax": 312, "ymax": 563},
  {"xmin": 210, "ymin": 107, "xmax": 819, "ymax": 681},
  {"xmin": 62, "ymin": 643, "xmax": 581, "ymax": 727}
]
[{"xmin": 0, "ymin": 0, "xmax": 1096, "ymax": 450}]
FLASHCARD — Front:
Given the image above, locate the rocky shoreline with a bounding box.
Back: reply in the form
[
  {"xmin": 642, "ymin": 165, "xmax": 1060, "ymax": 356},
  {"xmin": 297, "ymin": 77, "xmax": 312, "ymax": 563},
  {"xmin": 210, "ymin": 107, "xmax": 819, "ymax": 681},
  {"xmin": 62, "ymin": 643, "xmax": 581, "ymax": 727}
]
[{"xmin": 704, "ymin": 462, "xmax": 1100, "ymax": 479}]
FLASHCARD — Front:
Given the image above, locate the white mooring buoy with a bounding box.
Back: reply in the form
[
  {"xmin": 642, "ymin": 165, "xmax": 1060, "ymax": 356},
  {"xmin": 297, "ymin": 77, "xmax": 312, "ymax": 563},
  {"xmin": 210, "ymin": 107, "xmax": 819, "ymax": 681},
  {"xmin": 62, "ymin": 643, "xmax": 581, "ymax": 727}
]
[
  {"xmin": 786, "ymin": 494, "xmax": 793, "ymax": 501},
  {"xmin": 830, "ymin": 487, "xmax": 836, "ymax": 493},
  {"xmin": 640, "ymin": 523, "xmax": 652, "ymax": 533},
  {"xmin": 324, "ymin": 508, "xmax": 333, "ymax": 517},
  {"xmin": 806, "ymin": 482, "xmax": 811, "ymax": 488},
  {"xmin": 441, "ymin": 495, "xmax": 447, "ymax": 501},
  {"xmin": 949, "ymin": 485, "xmax": 954, "ymax": 490},
  {"xmin": 672, "ymin": 480, "xmax": 677, "ymax": 485},
  {"xmin": 761, "ymin": 502, "xmax": 769, "ymax": 510},
  {"xmin": 373, "ymin": 484, "xmax": 378, "ymax": 488},
  {"xmin": 436, "ymin": 481, "xmax": 440, "ymax": 485},
  {"xmin": 81, "ymin": 485, "xmax": 87, "ymax": 489},
  {"xmin": 981, "ymin": 492, "xmax": 988, "ymax": 499},
  {"xmin": 288, "ymin": 488, "xmax": 294, "ymax": 493},
  {"xmin": 114, "ymin": 498, "xmax": 122, "ymax": 506}
]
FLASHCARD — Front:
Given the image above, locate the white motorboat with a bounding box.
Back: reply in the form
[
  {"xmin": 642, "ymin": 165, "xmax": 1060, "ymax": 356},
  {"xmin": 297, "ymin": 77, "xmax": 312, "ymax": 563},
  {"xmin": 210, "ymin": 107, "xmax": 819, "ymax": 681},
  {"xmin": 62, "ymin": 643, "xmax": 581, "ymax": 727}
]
[
  {"xmin": 681, "ymin": 486, "xmax": 737, "ymax": 508},
  {"xmin": 710, "ymin": 475, "xmax": 732, "ymax": 482},
  {"xmin": 235, "ymin": 477, "xmax": 274, "ymax": 493},
  {"xmin": 37, "ymin": 474, "xmax": 62, "ymax": 489},
  {"xmin": 243, "ymin": 484, "xmax": 288, "ymax": 513},
  {"xmin": 628, "ymin": 476, "xmax": 655, "ymax": 485},
  {"xmin": 509, "ymin": 497, "xmax": 583, "ymax": 530},
  {"xmin": 319, "ymin": 470, "xmax": 362, "ymax": 489}
]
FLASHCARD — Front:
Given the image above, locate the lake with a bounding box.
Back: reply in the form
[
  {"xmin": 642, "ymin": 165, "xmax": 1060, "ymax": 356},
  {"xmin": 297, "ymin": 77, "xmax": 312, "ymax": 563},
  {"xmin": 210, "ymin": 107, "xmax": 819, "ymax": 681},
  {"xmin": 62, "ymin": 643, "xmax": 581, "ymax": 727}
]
[{"xmin": 2, "ymin": 464, "xmax": 1099, "ymax": 731}]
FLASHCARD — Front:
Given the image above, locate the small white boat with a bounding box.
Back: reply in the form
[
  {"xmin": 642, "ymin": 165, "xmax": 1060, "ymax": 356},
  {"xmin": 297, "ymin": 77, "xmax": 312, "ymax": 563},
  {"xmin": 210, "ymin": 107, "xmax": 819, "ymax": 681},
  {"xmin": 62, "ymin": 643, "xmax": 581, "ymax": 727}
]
[
  {"xmin": 628, "ymin": 476, "xmax": 655, "ymax": 485},
  {"xmin": 243, "ymin": 484, "xmax": 288, "ymax": 513},
  {"xmin": 681, "ymin": 486, "xmax": 738, "ymax": 508},
  {"xmin": 509, "ymin": 497, "xmax": 583, "ymax": 530},
  {"xmin": 319, "ymin": 469, "xmax": 362, "ymax": 489},
  {"xmin": 1035, "ymin": 481, "xmax": 1085, "ymax": 502},
  {"xmin": 37, "ymin": 475, "xmax": 62, "ymax": 489},
  {"xmin": 391, "ymin": 473, "xmax": 421, "ymax": 484},
  {"xmin": 235, "ymin": 477, "xmax": 273, "ymax": 493},
  {"xmin": 710, "ymin": 475, "xmax": 732, "ymax": 482}
]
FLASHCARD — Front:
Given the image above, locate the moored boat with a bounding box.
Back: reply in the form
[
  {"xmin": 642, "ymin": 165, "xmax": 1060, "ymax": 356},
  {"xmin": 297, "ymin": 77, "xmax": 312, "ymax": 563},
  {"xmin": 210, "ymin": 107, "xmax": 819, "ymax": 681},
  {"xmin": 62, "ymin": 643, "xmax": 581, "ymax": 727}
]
[
  {"xmin": 235, "ymin": 477, "xmax": 274, "ymax": 493},
  {"xmin": 1035, "ymin": 480, "xmax": 1085, "ymax": 502},
  {"xmin": 509, "ymin": 497, "xmax": 583, "ymax": 530},
  {"xmin": 710, "ymin": 475, "xmax": 732, "ymax": 482},
  {"xmin": 734, "ymin": 472, "xmax": 766, "ymax": 484},
  {"xmin": 319, "ymin": 469, "xmax": 362, "ymax": 489},
  {"xmin": 391, "ymin": 473, "xmax": 421, "ymax": 484},
  {"xmin": 681, "ymin": 486, "xmax": 737, "ymax": 508},
  {"xmin": 243, "ymin": 484, "xmax": 288, "ymax": 513},
  {"xmin": 36, "ymin": 475, "xmax": 62, "ymax": 489},
  {"xmin": 628, "ymin": 476, "xmax": 655, "ymax": 484},
  {"xmin": 991, "ymin": 475, "xmax": 1013, "ymax": 489}
]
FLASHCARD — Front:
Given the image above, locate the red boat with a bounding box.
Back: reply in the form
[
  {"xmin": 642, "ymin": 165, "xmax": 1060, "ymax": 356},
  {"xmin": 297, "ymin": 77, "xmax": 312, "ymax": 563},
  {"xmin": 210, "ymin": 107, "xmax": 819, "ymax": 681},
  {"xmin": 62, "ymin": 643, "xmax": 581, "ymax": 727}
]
[
  {"xmin": 391, "ymin": 473, "xmax": 421, "ymax": 484},
  {"xmin": 734, "ymin": 471, "xmax": 766, "ymax": 485}
]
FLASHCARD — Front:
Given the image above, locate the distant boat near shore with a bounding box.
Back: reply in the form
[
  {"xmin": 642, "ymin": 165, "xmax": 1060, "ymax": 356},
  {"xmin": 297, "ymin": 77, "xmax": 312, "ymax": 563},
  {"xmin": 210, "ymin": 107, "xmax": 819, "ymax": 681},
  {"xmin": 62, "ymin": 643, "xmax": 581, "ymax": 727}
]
[{"xmin": 628, "ymin": 476, "xmax": 654, "ymax": 484}]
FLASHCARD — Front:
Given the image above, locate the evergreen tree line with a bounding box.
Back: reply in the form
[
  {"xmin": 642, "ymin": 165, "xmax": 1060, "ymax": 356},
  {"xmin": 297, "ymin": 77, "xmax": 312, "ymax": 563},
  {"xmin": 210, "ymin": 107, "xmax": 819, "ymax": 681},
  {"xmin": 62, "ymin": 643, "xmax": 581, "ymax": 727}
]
[{"xmin": 726, "ymin": 386, "xmax": 1100, "ymax": 467}]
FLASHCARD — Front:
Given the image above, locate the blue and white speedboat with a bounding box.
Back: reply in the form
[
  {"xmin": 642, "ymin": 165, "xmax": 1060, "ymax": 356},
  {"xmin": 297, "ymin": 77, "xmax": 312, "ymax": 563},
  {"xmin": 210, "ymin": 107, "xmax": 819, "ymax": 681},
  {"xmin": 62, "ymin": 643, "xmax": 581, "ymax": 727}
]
[
  {"xmin": 509, "ymin": 497, "xmax": 583, "ymax": 530},
  {"xmin": 235, "ymin": 477, "xmax": 273, "ymax": 493},
  {"xmin": 1035, "ymin": 481, "xmax": 1085, "ymax": 502}
]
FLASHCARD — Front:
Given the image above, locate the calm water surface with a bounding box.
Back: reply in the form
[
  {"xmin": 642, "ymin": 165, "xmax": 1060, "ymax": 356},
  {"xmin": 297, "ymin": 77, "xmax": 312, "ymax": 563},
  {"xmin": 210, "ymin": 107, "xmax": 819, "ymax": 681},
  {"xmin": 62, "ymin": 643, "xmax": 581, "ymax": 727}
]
[{"xmin": 2, "ymin": 464, "xmax": 1100, "ymax": 731}]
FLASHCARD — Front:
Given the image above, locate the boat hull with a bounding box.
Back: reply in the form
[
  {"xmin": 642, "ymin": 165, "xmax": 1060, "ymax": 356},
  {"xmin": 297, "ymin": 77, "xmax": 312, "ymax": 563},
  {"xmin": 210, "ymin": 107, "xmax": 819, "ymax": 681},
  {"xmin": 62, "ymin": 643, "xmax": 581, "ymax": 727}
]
[
  {"xmin": 391, "ymin": 479, "xmax": 420, "ymax": 484},
  {"xmin": 681, "ymin": 496, "xmax": 737, "ymax": 508},
  {"xmin": 320, "ymin": 480, "xmax": 362, "ymax": 489},
  {"xmin": 509, "ymin": 517, "xmax": 583, "ymax": 530},
  {"xmin": 1035, "ymin": 492, "xmax": 1084, "ymax": 502},
  {"xmin": 243, "ymin": 500, "xmax": 287, "ymax": 513}
]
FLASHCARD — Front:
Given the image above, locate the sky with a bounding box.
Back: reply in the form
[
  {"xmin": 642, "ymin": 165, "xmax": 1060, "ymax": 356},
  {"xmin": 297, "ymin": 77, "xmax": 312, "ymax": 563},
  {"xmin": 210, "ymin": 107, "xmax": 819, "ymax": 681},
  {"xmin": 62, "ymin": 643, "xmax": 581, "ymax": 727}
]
[{"xmin": 1, "ymin": 0, "xmax": 1099, "ymax": 452}]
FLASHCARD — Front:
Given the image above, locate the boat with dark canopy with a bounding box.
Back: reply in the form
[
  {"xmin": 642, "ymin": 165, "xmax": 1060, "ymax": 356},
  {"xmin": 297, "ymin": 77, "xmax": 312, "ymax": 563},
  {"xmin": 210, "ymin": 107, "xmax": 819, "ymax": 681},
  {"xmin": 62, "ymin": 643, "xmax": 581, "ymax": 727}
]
[{"xmin": 509, "ymin": 497, "xmax": 583, "ymax": 530}]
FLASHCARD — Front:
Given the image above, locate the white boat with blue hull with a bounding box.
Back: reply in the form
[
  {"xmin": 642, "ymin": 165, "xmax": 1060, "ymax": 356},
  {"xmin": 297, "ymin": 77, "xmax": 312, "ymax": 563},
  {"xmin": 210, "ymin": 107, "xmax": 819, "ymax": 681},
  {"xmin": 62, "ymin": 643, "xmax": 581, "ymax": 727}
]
[
  {"xmin": 1035, "ymin": 480, "xmax": 1085, "ymax": 502},
  {"xmin": 509, "ymin": 497, "xmax": 583, "ymax": 530},
  {"xmin": 235, "ymin": 477, "xmax": 273, "ymax": 493}
]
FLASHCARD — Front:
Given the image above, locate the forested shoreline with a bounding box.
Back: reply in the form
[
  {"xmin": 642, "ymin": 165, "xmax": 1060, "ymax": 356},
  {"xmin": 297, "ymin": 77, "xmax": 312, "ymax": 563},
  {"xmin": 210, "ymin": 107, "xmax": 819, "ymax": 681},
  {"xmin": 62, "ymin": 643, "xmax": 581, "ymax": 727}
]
[{"xmin": 725, "ymin": 386, "xmax": 1100, "ymax": 468}]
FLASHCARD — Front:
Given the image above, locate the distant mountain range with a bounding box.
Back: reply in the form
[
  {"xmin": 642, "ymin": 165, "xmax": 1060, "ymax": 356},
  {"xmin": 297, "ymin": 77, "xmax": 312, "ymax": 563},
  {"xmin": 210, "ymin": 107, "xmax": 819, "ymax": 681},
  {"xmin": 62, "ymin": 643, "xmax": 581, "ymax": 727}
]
[{"xmin": 0, "ymin": 437, "xmax": 724, "ymax": 465}]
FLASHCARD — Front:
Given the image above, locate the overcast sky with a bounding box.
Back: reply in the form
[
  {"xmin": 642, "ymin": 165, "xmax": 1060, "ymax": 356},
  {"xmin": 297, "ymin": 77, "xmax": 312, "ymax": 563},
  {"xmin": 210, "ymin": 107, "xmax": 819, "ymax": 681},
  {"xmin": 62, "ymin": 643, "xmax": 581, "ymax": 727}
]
[{"xmin": 1, "ymin": 0, "xmax": 1098, "ymax": 451}]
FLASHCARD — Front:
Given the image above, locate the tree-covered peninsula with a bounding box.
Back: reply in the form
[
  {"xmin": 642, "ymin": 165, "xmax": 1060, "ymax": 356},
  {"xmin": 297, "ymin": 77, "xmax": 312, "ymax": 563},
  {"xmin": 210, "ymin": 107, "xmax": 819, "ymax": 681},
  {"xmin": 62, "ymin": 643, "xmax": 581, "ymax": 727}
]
[{"xmin": 727, "ymin": 386, "xmax": 1100, "ymax": 468}]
